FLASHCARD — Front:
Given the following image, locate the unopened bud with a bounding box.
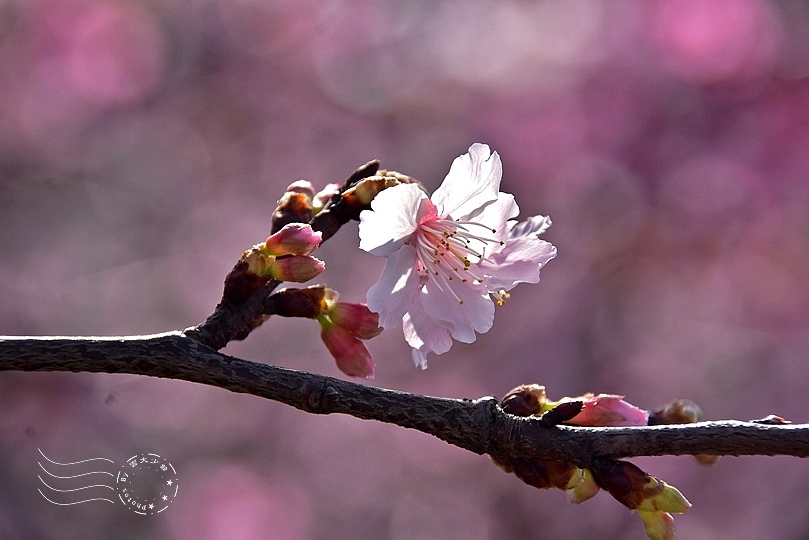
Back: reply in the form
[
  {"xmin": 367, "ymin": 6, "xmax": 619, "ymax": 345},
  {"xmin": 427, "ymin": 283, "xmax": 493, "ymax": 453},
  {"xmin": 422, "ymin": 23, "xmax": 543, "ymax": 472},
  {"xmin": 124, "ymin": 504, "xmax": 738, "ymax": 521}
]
[
  {"xmin": 263, "ymin": 223, "xmax": 322, "ymax": 256},
  {"xmin": 272, "ymin": 185, "xmax": 314, "ymax": 233},
  {"xmin": 286, "ymin": 180, "xmax": 315, "ymax": 197},
  {"xmin": 638, "ymin": 511, "xmax": 677, "ymax": 540},
  {"xmin": 319, "ymin": 318, "xmax": 375, "ymax": 379},
  {"xmin": 694, "ymin": 454, "xmax": 721, "ymax": 466},
  {"xmin": 568, "ymin": 394, "xmax": 649, "ymax": 427},
  {"xmin": 242, "ymin": 247, "xmax": 276, "ymax": 276},
  {"xmin": 500, "ymin": 384, "xmax": 547, "ymax": 417},
  {"xmin": 313, "ymin": 183, "xmax": 341, "ymax": 214},
  {"xmin": 328, "ymin": 302, "xmax": 382, "ymax": 340},
  {"xmin": 648, "ymin": 399, "xmax": 703, "ymax": 425},
  {"xmin": 509, "ymin": 458, "xmax": 576, "ymax": 491},
  {"xmin": 567, "ymin": 468, "xmax": 600, "ymax": 504},
  {"xmin": 591, "ymin": 459, "xmax": 690, "ymax": 514},
  {"xmin": 267, "ymin": 255, "xmax": 325, "ymax": 283},
  {"xmin": 635, "ymin": 480, "xmax": 691, "ymax": 514},
  {"xmin": 343, "ymin": 177, "xmax": 399, "ymax": 205},
  {"xmin": 267, "ymin": 286, "xmax": 329, "ymax": 319}
]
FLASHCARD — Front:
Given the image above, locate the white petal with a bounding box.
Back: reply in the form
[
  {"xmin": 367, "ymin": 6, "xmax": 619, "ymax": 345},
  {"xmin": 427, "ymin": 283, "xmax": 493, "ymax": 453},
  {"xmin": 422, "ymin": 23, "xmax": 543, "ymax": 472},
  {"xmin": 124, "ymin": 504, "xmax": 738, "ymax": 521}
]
[
  {"xmin": 509, "ymin": 215, "xmax": 552, "ymax": 238},
  {"xmin": 431, "ymin": 143, "xmax": 503, "ymax": 220},
  {"xmin": 467, "ymin": 192, "xmax": 519, "ymax": 244},
  {"xmin": 422, "ymin": 278, "xmax": 494, "ymax": 343},
  {"xmin": 366, "ymin": 245, "xmax": 420, "ymax": 329},
  {"xmin": 411, "ymin": 348, "xmax": 429, "ymax": 370},
  {"xmin": 359, "ymin": 184, "xmax": 426, "ymax": 256},
  {"xmin": 403, "ymin": 295, "xmax": 454, "ymax": 365},
  {"xmin": 480, "ymin": 237, "xmax": 557, "ymax": 291}
]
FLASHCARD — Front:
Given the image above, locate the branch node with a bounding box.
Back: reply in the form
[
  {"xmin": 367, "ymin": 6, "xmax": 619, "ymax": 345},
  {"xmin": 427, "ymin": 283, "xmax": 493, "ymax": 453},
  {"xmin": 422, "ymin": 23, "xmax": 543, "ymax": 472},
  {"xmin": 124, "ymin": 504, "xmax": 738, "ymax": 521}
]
[{"xmin": 302, "ymin": 380, "xmax": 341, "ymax": 414}]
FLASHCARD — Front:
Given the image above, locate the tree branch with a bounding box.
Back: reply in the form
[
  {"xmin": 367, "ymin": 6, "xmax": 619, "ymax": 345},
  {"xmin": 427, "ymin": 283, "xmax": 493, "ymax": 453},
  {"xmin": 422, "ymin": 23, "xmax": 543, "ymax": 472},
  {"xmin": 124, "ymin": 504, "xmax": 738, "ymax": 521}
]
[{"xmin": 2, "ymin": 334, "xmax": 807, "ymax": 467}]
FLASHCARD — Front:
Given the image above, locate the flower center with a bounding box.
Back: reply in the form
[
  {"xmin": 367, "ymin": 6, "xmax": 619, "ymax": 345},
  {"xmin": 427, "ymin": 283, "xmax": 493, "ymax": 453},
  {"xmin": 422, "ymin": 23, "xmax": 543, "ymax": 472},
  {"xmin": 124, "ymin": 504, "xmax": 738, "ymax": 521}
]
[{"xmin": 410, "ymin": 215, "xmax": 503, "ymax": 304}]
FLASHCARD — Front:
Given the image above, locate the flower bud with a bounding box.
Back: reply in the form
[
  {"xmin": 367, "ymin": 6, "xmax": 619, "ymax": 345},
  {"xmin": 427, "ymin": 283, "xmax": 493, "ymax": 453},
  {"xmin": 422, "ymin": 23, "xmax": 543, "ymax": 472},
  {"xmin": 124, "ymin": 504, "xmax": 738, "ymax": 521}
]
[
  {"xmin": 500, "ymin": 384, "xmax": 547, "ymax": 417},
  {"xmin": 263, "ymin": 223, "xmax": 322, "ymax": 256},
  {"xmin": 341, "ymin": 169, "xmax": 419, "ymax": 206},
  {"xmin": 567, "ymin": 468, "xmax": 600, "ymax": 504},
  {"xmin": 509, "ymin": 458, "xmax": 576, "ymax": 491},
  {"xmin": 328, "ymin": 302, "xmax": 382, "ymax": 340},
  {"xmin": 267, "ymin": 286, "xmax": 329, "ymax": 319},
  {"xmin": 313, "ymin": 183, "xmax": 341, "ymax": 214},
  {"xmin": 648, "ymin": 399, "xmax": 703, "ymax": 425},
  {"xmin": 638, "ymin": 511, "xmax": 676, "ymax": 540},
  {"xmin": 242, "ymin": 247, "xmax": 276, "ymax": 277},
  {"xmin": 267, "ymin": 255, "xmax": 325, "ymax": 283},
  {"xmin": 567, "ymin": 394, "xmax": 649, "ymax": 427},
  {"xmin": 272, "ymin": 184, "xmax": 314, "ymax": 232},
  {"xmin": 286, "ymin": 179, "xmax": 315, "ymax": 197},
  {"xmin": 591, "ymin": 459, "xmax": 690, "ymax": 514},
  {"xmin": 319, "ymin": 318, "xmax": 375, "ymax": 379},
  {"xmin": 648, "ymin": 399, "xmax": 719, "ymax": 465}
]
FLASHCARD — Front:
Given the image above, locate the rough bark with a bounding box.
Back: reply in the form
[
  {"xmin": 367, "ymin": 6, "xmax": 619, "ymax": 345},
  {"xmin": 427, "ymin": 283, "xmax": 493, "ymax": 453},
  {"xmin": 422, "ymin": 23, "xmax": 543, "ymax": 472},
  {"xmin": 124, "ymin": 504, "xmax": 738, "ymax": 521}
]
[{"xmin": 2, "ymin": 334, "xmax": 807, "ymax": 467}]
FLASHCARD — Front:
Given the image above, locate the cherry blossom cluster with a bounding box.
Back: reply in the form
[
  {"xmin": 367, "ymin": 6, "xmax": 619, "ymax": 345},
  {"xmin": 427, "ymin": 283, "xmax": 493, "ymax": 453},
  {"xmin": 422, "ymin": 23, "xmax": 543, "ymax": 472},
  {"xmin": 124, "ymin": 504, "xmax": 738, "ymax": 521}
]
[
  {"xmin": 229, "ymin": 145, "xmax": 713, "ymax": 538},
  {"xmin": 250, "ymin": 144, "xmax": 555, "ymax": 377}
]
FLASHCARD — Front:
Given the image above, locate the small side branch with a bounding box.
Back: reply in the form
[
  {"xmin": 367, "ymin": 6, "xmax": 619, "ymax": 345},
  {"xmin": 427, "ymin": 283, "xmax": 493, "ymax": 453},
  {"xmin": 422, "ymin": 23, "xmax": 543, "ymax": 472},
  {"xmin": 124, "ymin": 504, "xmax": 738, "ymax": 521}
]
[{"xmin": 1, "ymin": 335, "xmax": 807, "ymax": 465}]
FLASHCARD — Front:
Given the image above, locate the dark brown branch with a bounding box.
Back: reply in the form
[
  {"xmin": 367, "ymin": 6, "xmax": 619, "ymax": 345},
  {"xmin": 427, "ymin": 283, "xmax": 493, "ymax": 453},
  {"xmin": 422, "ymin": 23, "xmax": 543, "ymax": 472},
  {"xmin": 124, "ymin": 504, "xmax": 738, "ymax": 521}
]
[{"xmin": 2, "ymin": 334, "xmax": 807, "ymax": 466}]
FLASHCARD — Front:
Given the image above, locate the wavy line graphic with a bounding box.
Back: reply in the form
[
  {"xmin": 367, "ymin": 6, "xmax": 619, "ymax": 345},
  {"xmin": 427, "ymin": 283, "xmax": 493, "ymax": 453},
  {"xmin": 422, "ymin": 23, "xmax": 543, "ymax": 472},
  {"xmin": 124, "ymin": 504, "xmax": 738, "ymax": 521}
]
[
  {"xmin": 38, "ymin": 448, "xmax": 114, "ymax": 466},
  {"xmin": 37, "ymin": 448, "xmax": 117, "ymax": 506},
  {"xmin": 38, "ymin": 462, "xmax": 115, "ymax": 479},
  {"xmin": 38, "ymin": 476, "xmax": 115, "ymax": 493},
  {"xmin": 38, "ymin": 490, "xmax": 115, "ymax": 505}
]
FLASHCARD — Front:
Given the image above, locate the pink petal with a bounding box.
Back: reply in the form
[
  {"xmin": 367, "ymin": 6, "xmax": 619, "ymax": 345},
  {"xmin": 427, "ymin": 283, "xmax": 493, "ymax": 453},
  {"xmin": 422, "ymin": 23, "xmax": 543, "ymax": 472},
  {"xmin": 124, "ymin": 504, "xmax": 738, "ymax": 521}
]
[
  {"xmin": 366, "ymin": 245, "xmax": 420, "ymax": 329},
  {"xmin": 431, "ymin": 143, "xmax": 502, "ymax": 220},
  {"xmin": 480, "ymin": 237, "xmax": 557, "ymax": 291},
  {"xmin": 359, "ymin": 184, "xmax": 425, "ymax": 256},
  {"xmin": 569, "ymin": 395, "xmax": 650, "ymax": 427}
]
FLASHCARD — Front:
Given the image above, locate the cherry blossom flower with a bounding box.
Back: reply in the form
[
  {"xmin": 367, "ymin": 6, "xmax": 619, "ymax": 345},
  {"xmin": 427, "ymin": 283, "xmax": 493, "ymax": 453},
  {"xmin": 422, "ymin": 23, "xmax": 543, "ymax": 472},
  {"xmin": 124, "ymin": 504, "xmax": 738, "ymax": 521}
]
[{"xmin": 358, "ymin": 143, "xmax": 556, "ymax": 368}]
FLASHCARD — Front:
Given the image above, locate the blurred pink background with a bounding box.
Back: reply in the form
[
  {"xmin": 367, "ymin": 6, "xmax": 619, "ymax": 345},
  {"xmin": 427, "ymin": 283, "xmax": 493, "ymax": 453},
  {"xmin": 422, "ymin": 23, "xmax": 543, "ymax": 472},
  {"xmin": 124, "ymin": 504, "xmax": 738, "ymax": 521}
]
[{"xmin": 2, "ymin": 0, "xmax": 809, "ymax": 538}]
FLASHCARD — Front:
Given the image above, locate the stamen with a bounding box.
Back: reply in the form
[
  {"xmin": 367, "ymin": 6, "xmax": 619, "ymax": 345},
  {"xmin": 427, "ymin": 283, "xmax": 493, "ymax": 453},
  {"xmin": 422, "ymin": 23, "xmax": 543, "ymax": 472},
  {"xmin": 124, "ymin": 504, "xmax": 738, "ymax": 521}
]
[
  {"xmin": 410, "ymin": 213, "xmax": 503, "ymax": 306},
  {"xmin": 490, "ymin": 290, "xmax": 511, "ymax": 306}
]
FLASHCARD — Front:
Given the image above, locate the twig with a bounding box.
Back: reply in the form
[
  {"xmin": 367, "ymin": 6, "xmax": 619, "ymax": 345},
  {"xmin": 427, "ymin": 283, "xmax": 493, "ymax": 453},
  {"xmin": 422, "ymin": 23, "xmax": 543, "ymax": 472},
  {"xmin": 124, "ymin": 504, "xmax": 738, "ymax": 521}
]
[{"xmin": 2, "ymin": 334, "xmax": 807, "ymax": 466}]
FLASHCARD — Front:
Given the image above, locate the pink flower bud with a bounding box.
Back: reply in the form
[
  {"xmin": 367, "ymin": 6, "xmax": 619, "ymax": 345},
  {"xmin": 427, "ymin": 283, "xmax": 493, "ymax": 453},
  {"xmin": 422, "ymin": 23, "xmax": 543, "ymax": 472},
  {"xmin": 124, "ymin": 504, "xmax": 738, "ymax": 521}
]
[
  {"xmin": 263, "ymin": 223, "xmax": 322, "ymax": 256},
  {"xmin": 267, "ymin": 255, "xmax": 325, "ymax": 283},
  {"xmin": 328, "ymin": 302, "xmax": 382, "ymax": 340},
  {"xmin": 567, "ymin": 394, "xmax": 649, "ymax": 427},
  {"xmin": 319, "ymin": 320, "xmax": 375, "ymax": 379}
]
